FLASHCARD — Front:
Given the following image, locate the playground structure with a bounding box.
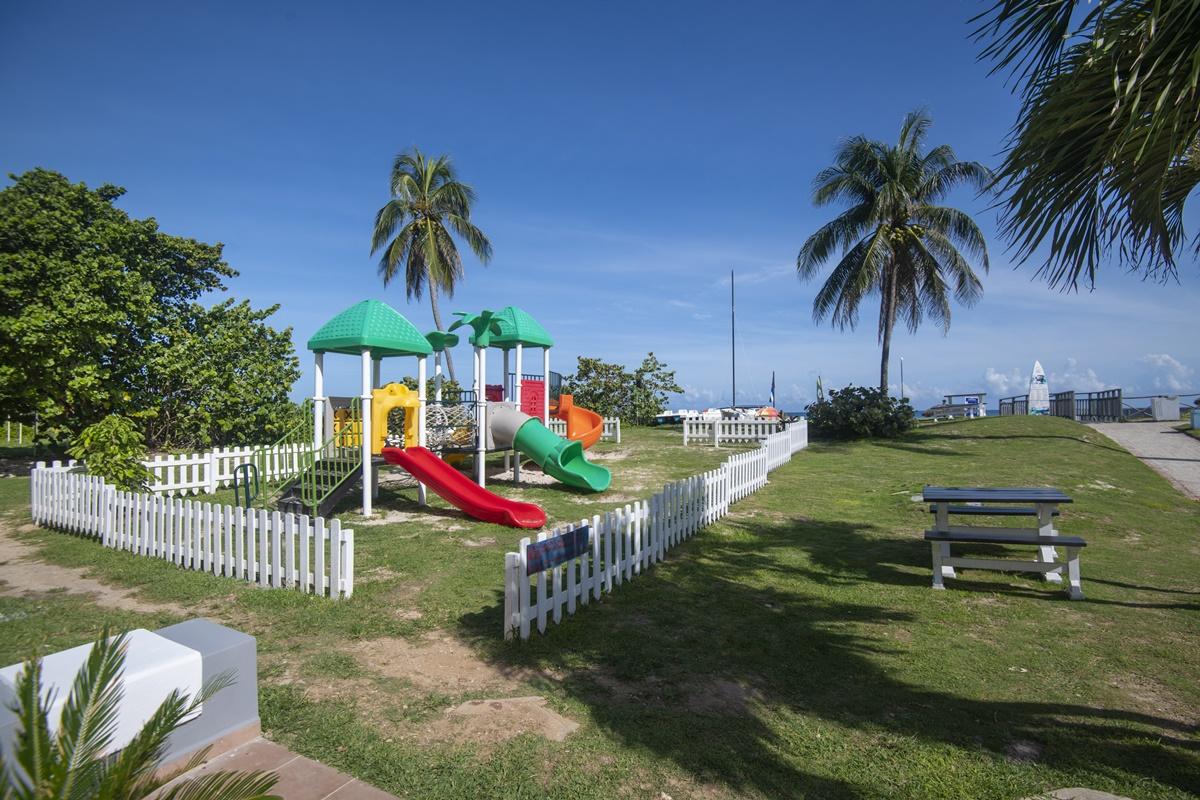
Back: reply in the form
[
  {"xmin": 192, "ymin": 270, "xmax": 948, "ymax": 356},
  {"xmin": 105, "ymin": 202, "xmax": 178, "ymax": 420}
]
[{"xmin": 241, "ymin": 300, "xmax": 611, "ymax": 528}]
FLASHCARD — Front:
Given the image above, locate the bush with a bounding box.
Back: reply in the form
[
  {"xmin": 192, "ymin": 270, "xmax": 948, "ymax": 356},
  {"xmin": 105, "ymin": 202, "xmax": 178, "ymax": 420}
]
[
  {"xmin": 68, "ymin": 414, "xmax": 152, "ymax": 490},
  {"xmin": 806, "ymin": 386, "xmax": 915, "ymax": 440}
]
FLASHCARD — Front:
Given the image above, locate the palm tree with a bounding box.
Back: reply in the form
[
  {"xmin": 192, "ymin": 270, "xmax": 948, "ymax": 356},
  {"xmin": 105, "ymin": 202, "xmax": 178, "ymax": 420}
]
[
  {"xmin": 371, "ymin": 148, "xmax": 492, "ymax": 381},
  {"xmin": 1, "ymin": 630, "xmax": 279, "ymax": 799},
  {"xmin": 973, "ymin": 0, "xmax": 1200, "ymax": 289},
  {"xmin": 797, "ymin": 110, "xmax": 992, "ymax": 393}
]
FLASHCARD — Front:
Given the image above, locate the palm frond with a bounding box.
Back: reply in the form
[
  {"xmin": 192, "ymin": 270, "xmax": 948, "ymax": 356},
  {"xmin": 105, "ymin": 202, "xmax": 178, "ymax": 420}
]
[
  {"xmin": 376, "ymin": 221, "xmax": 418, "ymax": 290},
  {"xmin": 977, "ymin": 0, "xmax": 1200, "ymax": 288},
  {"xmin": 797, "ymin": 203, "xmax": 874, "ymax": 277},
  {"xmin": 154, "ymin": 770, "xmax": 280, "ymax": 800},
  {"xmin": 370, "ymin": 200, "xmax": 409, "ymax": 255},
  {"xmin": 445, "ymin": 214, "xmax": 492, "ymax": 264},
  {"xmin": 55, "ymin": 631, "xmax": 127, "ymax": 800},
  {"xmin": 2, "ymin": 650, "xmax": 55, "ymax": 798}
]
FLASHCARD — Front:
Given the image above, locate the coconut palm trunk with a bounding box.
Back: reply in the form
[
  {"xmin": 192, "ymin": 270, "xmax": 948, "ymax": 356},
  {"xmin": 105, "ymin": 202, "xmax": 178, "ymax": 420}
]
[
  {"xmin": 879, "ymin": 267, "xmax": 898, "ymax": 393},
  {"xmin": 428, "ymin": 281, "xmax": 456, "ymax": 382}
]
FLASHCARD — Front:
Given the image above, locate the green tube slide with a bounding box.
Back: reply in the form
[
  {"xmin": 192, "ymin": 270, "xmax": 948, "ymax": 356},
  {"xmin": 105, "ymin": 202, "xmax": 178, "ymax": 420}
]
[{"xmin": 512, "ymin": 418, "xmax": 612, "ymax": 493}]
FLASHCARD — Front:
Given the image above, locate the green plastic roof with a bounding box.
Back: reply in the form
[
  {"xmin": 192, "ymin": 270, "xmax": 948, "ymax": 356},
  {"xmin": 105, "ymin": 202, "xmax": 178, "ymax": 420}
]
[
  {"xmin": 489, "ymin": 306, "xmax": 554, "ymax": 349},
  {"xmin": 307, "ymin": 300, "xmax": 432, "ymax": 357}
]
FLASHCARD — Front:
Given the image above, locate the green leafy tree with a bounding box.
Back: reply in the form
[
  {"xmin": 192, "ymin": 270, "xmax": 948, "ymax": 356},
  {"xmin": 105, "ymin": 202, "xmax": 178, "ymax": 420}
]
[
  {"xmin": 974, "ymin": 0, "xmax": 1200, "ymax": 288},
  {"xmin": 0, "ymin": 630, "xmax": 279, "ymax": 799},
  {"xmin": 561, "ymin": 357, "xmax": 631, "ymax": 419},
  {"xmin": 67, "ymin": 415, "xmax": 152, "ymax": 491},
  {"xmin": 628, "ymin": 353, "xmax": 684, "ymax": 424},
  {"xmin": 371, "ymin": 149, "xmax": 492, "ymax": 383},
  {"xmin": 138, "ymin": 300, "xmax": 301, "ymax": 449},
  {"xmin": 562, "ymin": 353, "xmax": 682, "ymax": 422},
  {"xmin": 0, "ymin": 169, "xmax": 300, "ymax": 448},
  {"xmin": 0, "ymin": 170, "xmax": 233, "ymax": 444},
  {"xmin": 399, "ymin": 376, "xmax": 464, "ymax": 404},
  {"xmin": 797, "ymin": 111, "xmax": 992, "ymax": 393}
]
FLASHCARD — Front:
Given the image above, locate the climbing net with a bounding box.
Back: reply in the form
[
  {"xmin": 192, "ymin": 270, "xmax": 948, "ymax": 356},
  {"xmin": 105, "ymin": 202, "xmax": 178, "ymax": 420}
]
[{"xmin": 426, "ymin": 402, "xmax": 477, "ymax": 451}]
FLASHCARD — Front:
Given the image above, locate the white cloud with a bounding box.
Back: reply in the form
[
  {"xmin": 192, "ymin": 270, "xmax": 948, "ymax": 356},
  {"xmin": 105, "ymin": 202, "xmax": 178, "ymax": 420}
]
[
  {"xmin": 1139, "ymin": 353, "xmax": 1195, "ymax": 393},
  {"xmin": 679, "ymin": 385, "xmax": 718, "ymax": 406},
  {"xmin": 984, "ymin": 359, "xmax": 1110, "ymax": 396},
  {"xmin": 1049, "ymin": 358, "xmax": 1108, "ymax": 392},
  {"xmin": 984, "ymin": 366, "xmax": 1025, "ymax": 397}
]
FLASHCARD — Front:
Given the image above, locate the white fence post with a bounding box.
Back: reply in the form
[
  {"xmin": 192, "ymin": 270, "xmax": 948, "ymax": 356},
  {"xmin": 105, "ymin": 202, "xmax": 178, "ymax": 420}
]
[
  {"xmin": 27, "ymin": 463, "xmax": 353, "ymax": 599},
  {"xmin": 504, "ymin": 414, "xmax": 815, "ymax": 639}
]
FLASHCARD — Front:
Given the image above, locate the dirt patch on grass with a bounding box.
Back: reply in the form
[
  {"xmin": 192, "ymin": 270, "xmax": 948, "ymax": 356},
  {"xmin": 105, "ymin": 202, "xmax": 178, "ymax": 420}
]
[
  {"xmin": 350, "ymin": 634, "xmax": 525, "ymax": 693},
  {"xmin": 684, "ymin": 679, "xmax": 762, "ymax": 715},
  {"xmin": 0, "ymin": 521, "xmax": 186, "ymax": 616},
  {"xmin": 590, "ymin": 450, "xmax": 632, "ymax": 463},
  {"xmin": 383, "ymin": 580, "xmax": 426, "ymax": 621},
  {"xmin": 456, "ymin": 536, "xmax": 497, "ymax": 548},
  {"xmin": 420, "ymin": 696, "xmax": 578, "ymax": 744},
  {"xmin": 591, "ymin": 672, "xmax": 760, "ymax": 716},
  {"xmin": 490, "ymin": 468, "xmax": 559, "ymax": 486},
  {"xmin": 1110, "ymin": 673, "xmax": 1197, "ymax": 725},
  {"xmin": 355, "ymin": 566, "xmax": 400, "ymax": 584}
]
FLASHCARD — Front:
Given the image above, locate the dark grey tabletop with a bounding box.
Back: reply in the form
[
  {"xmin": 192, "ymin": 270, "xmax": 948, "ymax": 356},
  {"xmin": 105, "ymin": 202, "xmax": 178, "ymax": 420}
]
[{"xmin": 923, "ymin": 486, "xmax": 1073, "ymax": 504}]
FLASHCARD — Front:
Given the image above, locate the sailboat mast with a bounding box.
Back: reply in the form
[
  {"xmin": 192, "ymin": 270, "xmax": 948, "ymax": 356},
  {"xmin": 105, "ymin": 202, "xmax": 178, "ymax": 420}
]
[{"xmin": 730, "ymin": 268, "xmax": 736, "ymax": 408}]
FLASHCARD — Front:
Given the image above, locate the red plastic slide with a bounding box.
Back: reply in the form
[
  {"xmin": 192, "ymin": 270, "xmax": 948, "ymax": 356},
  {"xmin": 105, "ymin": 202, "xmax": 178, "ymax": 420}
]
[{"xmin": 380, "ymin": 446, "xmax": 546, "ymax": 529}]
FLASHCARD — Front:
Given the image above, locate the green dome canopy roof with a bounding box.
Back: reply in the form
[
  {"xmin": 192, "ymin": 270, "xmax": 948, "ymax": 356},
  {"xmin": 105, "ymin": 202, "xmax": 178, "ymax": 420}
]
[
  {"xmin": 307, "ymin": 300, "xmax": 432, "ymax": 357},
  {"xmin": 488, "ymin": 305, "xmax": 554, "ymax": 349}
]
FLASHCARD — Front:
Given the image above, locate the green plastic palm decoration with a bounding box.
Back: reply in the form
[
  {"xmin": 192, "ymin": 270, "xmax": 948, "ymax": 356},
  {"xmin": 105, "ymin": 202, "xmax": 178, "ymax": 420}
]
[
  {"xmin": 448, "ymin": 311, "xmax": 502, "ymax": 349},
  {"xmin": 797, "ymin": 110, "xmax": 992, "ymax": 393},
  {"xmin": 371, "ymin": 148, "xmax": 492, "ymax": 383},
  {"xmin": 0, "ymin": 631, "xmax": 279, "ymax": 800}
]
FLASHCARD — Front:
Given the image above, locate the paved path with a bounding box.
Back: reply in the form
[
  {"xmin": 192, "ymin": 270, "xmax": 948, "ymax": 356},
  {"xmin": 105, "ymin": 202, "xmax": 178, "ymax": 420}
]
[
  {"xmin": 1089, "ymin": 422, "xmax": 1200, "ymax": 500},
  {"xmin": 155, "ymin": 738, "xmax": 398, "ymax": 800},
  {"xmin": 0, "ymin": 518, "xmax": 188, "ymax": 615}
]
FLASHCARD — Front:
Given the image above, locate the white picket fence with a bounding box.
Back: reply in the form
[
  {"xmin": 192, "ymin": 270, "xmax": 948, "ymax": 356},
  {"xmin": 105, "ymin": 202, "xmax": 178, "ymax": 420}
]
[
  {"xmin": 682, "ymin": 417, "xmax": 786, "ymax": 446},
  {"xmin": 141, "ymin": 444, "xmax": 308, "ymax": 496},
  {"xmin": 546, "ymin": 417, "xmax": 622, "ymax": 443},
  {"xmin": 30, "ymin": 461, "xmax": 354, "ymax": 598},
  {"xmin": 504, "ymin": 421, "xmax": 808, "ymax": 639}
]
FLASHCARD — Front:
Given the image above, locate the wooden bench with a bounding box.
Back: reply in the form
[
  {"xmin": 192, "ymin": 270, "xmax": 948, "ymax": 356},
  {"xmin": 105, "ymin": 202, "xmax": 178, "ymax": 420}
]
[
  {"xmin": 928, "ymin": 505, "xmax": 1059, "ymax": 517},
  {"xmin": 923, "ymin": 529, "xmax": 1086, "ymax": 599}
]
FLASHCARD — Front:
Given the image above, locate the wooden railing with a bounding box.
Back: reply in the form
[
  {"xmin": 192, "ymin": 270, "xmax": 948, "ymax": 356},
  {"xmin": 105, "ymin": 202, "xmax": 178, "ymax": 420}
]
[{"xmin": 999, "ymin": 395, "xmax": 1028, "ymax": 416}]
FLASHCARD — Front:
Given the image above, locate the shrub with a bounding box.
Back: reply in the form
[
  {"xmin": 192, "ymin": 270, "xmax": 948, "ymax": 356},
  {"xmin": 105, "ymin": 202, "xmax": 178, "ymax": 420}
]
[
  {"xmin": 806, "ymin": 386, "xmax": 915, "ymax": 440},
  {"xmin": 68, "ymin": 414, "xmax": 152, "ymax": 490}
]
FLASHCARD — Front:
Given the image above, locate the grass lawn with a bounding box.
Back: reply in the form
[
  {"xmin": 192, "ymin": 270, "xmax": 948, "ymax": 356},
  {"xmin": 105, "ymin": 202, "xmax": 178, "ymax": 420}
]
[{"xmin": 1, "ymin": 417, "xmax": 1197, "ymax": 799}]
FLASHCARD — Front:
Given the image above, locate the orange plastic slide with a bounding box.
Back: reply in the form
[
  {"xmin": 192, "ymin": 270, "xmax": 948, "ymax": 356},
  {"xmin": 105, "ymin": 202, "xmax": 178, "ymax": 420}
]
[{"xmin": 554, "ymin": 394, "xmax": 604, "ymax": 449}]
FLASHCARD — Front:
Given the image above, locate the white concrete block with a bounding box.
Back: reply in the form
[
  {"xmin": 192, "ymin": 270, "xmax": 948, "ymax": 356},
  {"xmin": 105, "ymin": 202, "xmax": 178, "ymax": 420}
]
[{"xmin": 0, "ymin": 629, "xmax": 202, "ymax": 757}]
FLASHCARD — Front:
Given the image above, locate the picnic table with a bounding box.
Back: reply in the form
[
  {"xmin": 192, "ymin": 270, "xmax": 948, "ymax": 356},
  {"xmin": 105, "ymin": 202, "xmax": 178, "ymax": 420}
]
[{"xmin": 922, "ymin": 486, "xmax": 1084, "ymax": 600}]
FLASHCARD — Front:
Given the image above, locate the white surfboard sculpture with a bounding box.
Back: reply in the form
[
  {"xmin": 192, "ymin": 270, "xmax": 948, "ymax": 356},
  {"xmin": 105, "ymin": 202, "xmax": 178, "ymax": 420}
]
[{"xmin": 1028, "ymin": 360, "xmax": 1050, "ymax": 415}]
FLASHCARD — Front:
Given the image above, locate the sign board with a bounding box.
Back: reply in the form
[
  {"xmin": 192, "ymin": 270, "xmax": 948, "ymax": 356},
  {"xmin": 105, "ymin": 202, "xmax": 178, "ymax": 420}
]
[
  {"xmin": 526, "ymin": 526, "xmax": 590, "ymax": 574},
  {"xmin": 964, "ymin": 396, "xmax": 979, "ymax": 405}
]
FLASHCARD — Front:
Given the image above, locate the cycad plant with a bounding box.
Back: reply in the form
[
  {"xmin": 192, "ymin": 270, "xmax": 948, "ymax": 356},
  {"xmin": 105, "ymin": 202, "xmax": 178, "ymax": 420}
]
[
  {"xmin": 0, "ymin": 631, "xmax": 279, "ymax": 800},
  {"xmin": 371, "ymin": 148, "xmax": 492, "ymax": 383},
  {"xmin": 797, "ymin": 110, "xmax": 992, "ymax": 392}
]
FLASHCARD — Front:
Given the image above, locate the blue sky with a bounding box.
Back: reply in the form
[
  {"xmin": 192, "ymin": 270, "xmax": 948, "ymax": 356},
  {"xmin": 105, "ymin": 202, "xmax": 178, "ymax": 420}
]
[{"xmin": 2, "ymin": 1, "xmax": 1196, "ymax": 410}]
